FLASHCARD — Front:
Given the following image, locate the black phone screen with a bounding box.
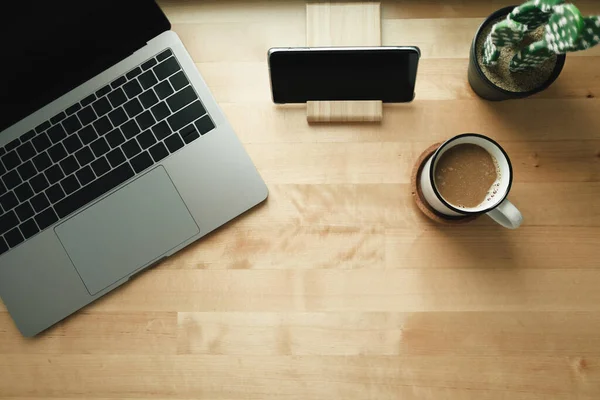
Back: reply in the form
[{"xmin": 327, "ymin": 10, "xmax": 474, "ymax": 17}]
[{"xmin": 268, "ymin": 47, "xmax": 420, "ymax": 104}]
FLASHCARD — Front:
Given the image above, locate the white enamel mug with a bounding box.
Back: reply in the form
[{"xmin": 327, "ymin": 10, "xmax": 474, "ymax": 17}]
[{"xmin": 420, "ymin": 134, "xmax": 523, "ymax": 229}]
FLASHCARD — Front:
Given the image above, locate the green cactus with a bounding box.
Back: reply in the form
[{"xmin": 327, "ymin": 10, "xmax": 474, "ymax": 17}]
[
  {"xmin": 482, "ymin": 1, "xmax": 600, "ymax": 73},
  {"xmin": 571, "ymin": 16, "xmax": 600, "ymax": 51},
  {"xmin": 509, "ymin": 0, "xmax": 564, "ymax": 30},
  {"xmin": 482, "ymin": 18, "xmax": 527, "ymax": 66},
  {"xmin": 509, "ymin": 40, "xmax": 554, "ymax": 72},
  {"xmin": 544, "ymin": 3, "xmax": 584, "ymax": 53}
]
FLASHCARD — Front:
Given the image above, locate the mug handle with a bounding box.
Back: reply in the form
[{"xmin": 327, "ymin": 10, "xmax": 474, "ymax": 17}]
[{"xmin": 486, "ymin": 199, "xmax": 523, "ymax": 229}]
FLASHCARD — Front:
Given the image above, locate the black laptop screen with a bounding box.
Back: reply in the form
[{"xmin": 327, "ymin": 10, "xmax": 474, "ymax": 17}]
[{"xmin": 0, "ymin": 0, "xmax": 170, "ymax": 132}]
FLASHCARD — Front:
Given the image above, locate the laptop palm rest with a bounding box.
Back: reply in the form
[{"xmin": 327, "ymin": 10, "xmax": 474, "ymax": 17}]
[{"xmin": 55, "ymin": 166, "xmax": 200, "ymax": 295}]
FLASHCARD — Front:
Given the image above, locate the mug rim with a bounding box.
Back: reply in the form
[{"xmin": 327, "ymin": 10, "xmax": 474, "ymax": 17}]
[{"xmin": 428, "ymin": 133, "xmax": 514, "ymax": 215}]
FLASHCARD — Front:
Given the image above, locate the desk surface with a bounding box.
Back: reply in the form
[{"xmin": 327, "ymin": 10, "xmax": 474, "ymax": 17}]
[{"xmin": 2, "ymin": 1, "xmax": 600, "ymax": 398}]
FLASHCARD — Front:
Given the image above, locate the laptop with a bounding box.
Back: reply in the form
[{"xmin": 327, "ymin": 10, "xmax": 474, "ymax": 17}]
[{"xmin": 0, "ymin": 0, "xmax": 268, "ymax": 336}]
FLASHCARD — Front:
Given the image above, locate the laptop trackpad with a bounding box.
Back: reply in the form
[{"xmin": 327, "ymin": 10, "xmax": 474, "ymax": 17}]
[{"xmin": 55, "ymin": 167, "xmax": 200, "ymax": 295}]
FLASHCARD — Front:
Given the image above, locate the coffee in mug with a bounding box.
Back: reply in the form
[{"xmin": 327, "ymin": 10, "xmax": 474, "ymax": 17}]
[{"xmin": 420, "ymin": 134, "xmax": 523, "ymax": 229}]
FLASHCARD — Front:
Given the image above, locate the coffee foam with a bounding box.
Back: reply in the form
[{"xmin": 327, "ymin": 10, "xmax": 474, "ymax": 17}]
[{"xmin": 455, "ymin": 153, "xmax": 502, "ymax": 211}]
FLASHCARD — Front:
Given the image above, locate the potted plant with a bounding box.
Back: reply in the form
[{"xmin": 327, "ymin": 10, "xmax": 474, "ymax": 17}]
[{"xmin": 468, "ymin": 0, "xmax": 600, "ymax": 101}]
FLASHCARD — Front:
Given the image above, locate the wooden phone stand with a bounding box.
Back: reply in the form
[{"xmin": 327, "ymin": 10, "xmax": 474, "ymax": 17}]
[{"xmin": 306, "ymin": 2, "xmax": 383, "ymax": 123}]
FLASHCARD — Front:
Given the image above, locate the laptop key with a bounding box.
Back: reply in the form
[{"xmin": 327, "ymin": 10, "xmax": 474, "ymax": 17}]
[
  {"xmin": 93, "ymin": 116, "xmax": 113, "ymax": 136},
  {"xmin": 48, "ymin": 143, "xmax": 67, "ymax": 163},
  {"xmin": 167, "ymin": 101, "xmax": 206, "ymax": 132},
  {"xmin": 108, "ymin": 88, "xmax": 128, "ymax": 108},
  {"xmin": 142, "ymin": 58, "xmax": 157, "ymax": 71},
  {"xmin": 195, "ymin": 115, "xmax": 216, "ymax": 135},
  {"xmin": 63, "ymin": 134, "xmax": 84, "ymax": 153},
  {"xmin": 166, "ymin": 86, "xmax": 197, "ymax": 113},
  {"xmin": 0, "ymin": 210, "xmax": 18, "ymax": 235},
  {"xmin": 66, "ymin": 102, "xmax": 82, "ymax": 115},
  {"xmin": 138, "ymin": 70, "xmax": 158, "ymax": 90},
  {"xmin": 60, "ymin": 175, "xmax": 80, "ymax": 195},
  {"xmin": 124, "ymin": 98, "xmax": 143, "ymax": 118},
  {"xmin": 131, "ymin": 151, "xmax": 153, "ymax": 173},
  {"xmin": 21, "ymin": 130, "xmax": 36, "ymax": 142},
  {"xmin": 164, "ymin": 133, "xmax": 184, "ymax": 153},
  {"xmin": 62, "ymin": 115, "xmax": 82, "ymax": 135},
  {"xmin": 123, "ymin": 79, "xmax": 143, "ymax": 99},
  {"xmin": 106, "ymin": 148, "xmax": 126, "ymax": 167},
  {"xmin": 111, "ymin": 76, "xmax": 127, "ymax": 89},
  {"xmin": 0, "ymin": 192, "xmax": 18, "ymax": 212},
  {"xmin": 137, "ymin": 130, "xmax": 157, "ymax": 149},
  {"xmin": 91, "ymin": 157, "xmax": 110, "ymax": 177},
  {"xmin": 16, "ymin": 141, "xmax": 36, "ymax": 161},
  {"xmin": 3, "ymin": 170, "xmax": 22, "ymax": 191},
  {"xmin": 46, "ymin": 184, "xmax": 66, "ymax": 203},
  {"xmin": 169, "ymin": 71, "xmax": 189, "ymax": 91},
  {"xmin": 60, "ymin": 156, "xmax": 79, "ymax": 176},
  {"xmin": 149, "ymin": 142, "xmax": 169, "ymax": 162},
  {"xmin": 122, "ymin": 138, "xmax": 142, "ymax": 158},
  {"xmin": 76, "ymin": 166, "xmax": 95, "ymax": 186},
  {"xmin": 154, "ymin": 80, "xmax": 174, "ymax": 99},
  {"xmin": 126, "ymin": 67, "xmax": 142, "ymax": 80},
  {"xmin": 106, "ymin": 129, "xmax": 126, "ymax": 148},
  {"xmin": 180, "ymin": 124, "xmax": 200, "ymax": 144},
  {"xmin": 50, "ymin": 111, "xmax": 67, "ymax": 125},
  {"xmin": 96, "ymin": 85, "xmax": 111, "ymax": 98},
  {"xmin": 15, "ymin": 202, "xmax": 34, "ymax": 222},
  {"xmin": 19, "ymin": 218, "xmax": 40, "ymax": 239},
  {"xmin": 121, "ymin": 120, "xmax": 141, "ymax": 140},
  {"xmin": 136, "ymin": 110, "xmax": 155, "ymax": 131},
  {"xmin": 80, "ymin": 93, "xmax": 96, "ymax": 107},
  {"xmin": 15, "ymin": 182, "xmax": 34, "ymax": 202},
  {"xmin": 140, "ymin": 90, "xmax": 159, "ymax": 108},
  {"xmin": 77, "ymin": 106, "xmax": 97, "ymax": 126},
  {"xmin": 152, "ymin": 121, "xmax": 171, "ymax": 140},
  {"xmin": 35, "ymin": 121, "xmax": 51, "ymax": 134},
  {"xmin": 5, "ymin": 138, "xmax": 21, "ymax": 152},
  {"xmin": 30, "ymin": 173, "xmax": 50, "ymax": 193},
  {"xmin": 54, "ymin": 163, "xmax": 135, "ymax": 219},
  {"xmin": 32, "ymin": 132, "xmax": 52, "ymax": 152},
  {"xmin": 91, "ymin": 137, "xmax": 110, "ymax": 157},
  {"xmin": 31, "ymin": 193, "xmax": 50, "ymax": 213},
  {"xmin": 2, "ymin": 151, "xmax": 20, "ymax": 171},
  {"xmin": 154, "ymin": 57, "xmax": 181, "ymax": 80},
  {"xmin": 75, "ymin": 147, "xmax": 94, "ymax": 166},
  {"xmin": 35, "ymin": 207, "xmax": 58, "ymax": 230},
  {"xmin": 108, "ymin": 107, "xmax": 128, "ymax": 127},
  {"xmin": 5, "ymin": 227, "xmax": 24, "ymax": 248},
  {"xmin": 45, "ymin": 165, "xmax": 65, "ymax": 185},
  {"xmin": 92, "ymin": 97, "xmax": 112, "ymax": 117},
  {"xmin": 78, "ymin": 125, "xmax": 98, "ymax": 145},
  {"xmin": 17, "ymin": 161, "xmax": 37, "ymax": 181},
  {"xmin": 151, "ymin": 102, "xmax": 170, "ymax": 122},
  {"xmin": 47, "ymin": 123, "xmax": 68, "ymax": 143},
  {"xmin": 157, "ymin": 48, "xmax": 173, "ymax": 62}
]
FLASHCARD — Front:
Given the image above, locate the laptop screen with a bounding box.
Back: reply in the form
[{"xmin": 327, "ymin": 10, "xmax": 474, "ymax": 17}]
[{"xmin": 0, "ymin": 0, "xmax": 169, "ymax": 132}]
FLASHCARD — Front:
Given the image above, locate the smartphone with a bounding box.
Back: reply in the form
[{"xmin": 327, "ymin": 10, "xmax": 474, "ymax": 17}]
[{"xmin": 268, "ymin": 46, "xmax": 420, "ymax": 104}]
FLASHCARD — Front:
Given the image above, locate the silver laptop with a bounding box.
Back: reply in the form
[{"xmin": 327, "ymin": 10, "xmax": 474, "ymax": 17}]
[{"xmin": 0, "ymin": 0, "xmax": 268, "ymax": 336}]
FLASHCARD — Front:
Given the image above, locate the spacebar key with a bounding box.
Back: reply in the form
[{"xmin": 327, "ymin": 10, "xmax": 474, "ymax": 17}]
[{"xmin": 54, "ymin": 163, "xmax": 135, "ymax": 218}]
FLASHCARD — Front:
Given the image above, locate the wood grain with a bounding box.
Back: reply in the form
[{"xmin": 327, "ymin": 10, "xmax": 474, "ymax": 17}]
[{"xmin": 2, "ymin": 1, "xmax": 600, "ymax": 399}]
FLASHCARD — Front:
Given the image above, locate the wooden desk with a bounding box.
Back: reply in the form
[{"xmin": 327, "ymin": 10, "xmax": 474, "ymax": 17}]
[{"xmin": 2, "ymin": 1, "xmax": 600, "ymax": 398}]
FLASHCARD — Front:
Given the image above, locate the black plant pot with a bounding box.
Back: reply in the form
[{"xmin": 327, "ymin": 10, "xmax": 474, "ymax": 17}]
[{"xmin": 467, "ymin": 5, "xmax": 567, "ymax": 101}]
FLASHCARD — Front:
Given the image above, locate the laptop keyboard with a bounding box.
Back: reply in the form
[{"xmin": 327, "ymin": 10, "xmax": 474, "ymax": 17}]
[{"xmin": 0, "ymin": 48, "xmax": 216, "ymax": 256}]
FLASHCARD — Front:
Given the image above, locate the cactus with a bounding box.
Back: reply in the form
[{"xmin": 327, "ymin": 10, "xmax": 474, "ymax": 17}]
[
  {"xmin": 482, "ymin": 18, "xmax": 527, "ymax": 65},
  {"xmin": 482, "ymin": 1, "xmax": 600, "ymax": 73},
  {"xmin": 510, "ymin": 4, "xmax": 584, "ymax": 71},
  {"xmin": 572, "ymin": 16, "xmax": 600, "ymax": 51},
  {"xmin": 509, "ymin": 0, "xmax": 564, "ymax": 30}
]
